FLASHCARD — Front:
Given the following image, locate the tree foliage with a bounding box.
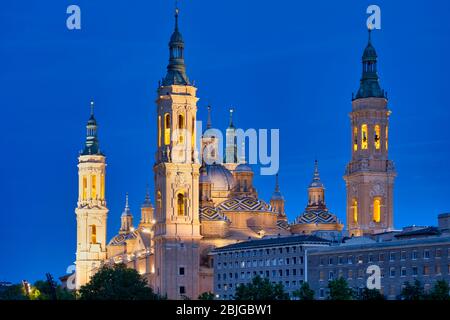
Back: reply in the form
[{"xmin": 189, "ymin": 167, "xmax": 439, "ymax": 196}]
[
  {"xmin": 429, "ymin": 280, "xmax": 450, "ymax": 300},
  {"xmin": 78, "ymin": 264, "xmax": 161, "ymax": 300},
  {"xmin": 292, "ymin": 282, "xmax": 315, "ymax": 300},
  {"xmin": 198, "ymin": 292, "xmax": 215, "ymax": 300},
  {"xmin": 327, "ymin": 278, "xmax": 354, "ymax": 300},
  {"xmin": 234, "ymin": 276, "xmax": 289, "ymax": 300},
  {"xmin": 0, "ymin": 284, "xmax": 28, "ymax": 300},
  {"xmin": 357, "ymin": 288, "xmax": 386, "ymax": 300},
  {"xmin": 400, "ymin": 280, "xmax": 425, "ymax": 300}
]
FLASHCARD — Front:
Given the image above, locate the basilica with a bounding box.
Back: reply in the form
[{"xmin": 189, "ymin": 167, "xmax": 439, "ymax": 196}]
[{"xmin": 73, "ymin": 9, "xmax": 395, "ymax": 299}]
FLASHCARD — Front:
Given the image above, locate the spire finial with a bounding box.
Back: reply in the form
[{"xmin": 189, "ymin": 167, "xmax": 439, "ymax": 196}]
[
  {"xmin": 275, "ymin": 173, "xmax": 280, "ymax": 192},
  {"xmin": 368, "ymin": 27, "xmax": 372, "ymax": 44},
  {"xmin": 125, "ymin": 192, "xmax": 129, "ymax": 209},
  {"xmin": 229, "ymin": 107, "xmax": 234, "ymax": 128},
  {"xmin": 206, "ymin": 105, "xmax": 212, "ymax": 129},
  {"xmin": 90, "ymin": 99, "xmax": 95, "ymax": 116},
  {"xmin": 174, "ymin": 1, "xmax": 179, "ymax": 30},
  {"xmin": 313, "ymin": 159, "xmax": 319, "ymax": 180}
]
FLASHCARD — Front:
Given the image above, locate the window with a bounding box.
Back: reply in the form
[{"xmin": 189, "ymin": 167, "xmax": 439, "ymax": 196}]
[
  {"xmin": 286, "ymin": 269, "xmax": 290, "ymax": 276},
  {"xmin": 328, "ymin": 257, "xmax": 333, "ymax": 265},
  {"xmin": 339, "ymin": 256, "xmax": 344, "ymax": 265},
  {"xmin": 361, "ymin": 124, "xmax": 368, "ymax": 149},
  {"xmin": 379, "ymin": 253, "xmax": 385, "ymax": 262},
  {"xmin": 374, "ymin": 124, "xmax": 381, "ymax": 149},
  {"xmin": 348, "ymin": 256, "xmax": 353, "ymax": 264},
  {"xmin": 90, "ymin": 225, "xmax": 97, "ymax": 244},
  {"xmin": 191, "ymin": 117, "xmax": 195, "ymax": 150},
  {"xmin": 352, "ymin": 199, "xmax": 358, "ymax": 223},
  {"xmin": 412, "ymin": 267, "xmax": 418, "ymax": 276},
  {"xmin": 319, "ymin": 271, "xmax": 325, "ymax": 281},
  {"xmin": 424, "ymin": 250, "xmax": 430, "ymax": 259},
  {"xmin": 389, "ymin": 267, "xmax": 395, "ymax": 278},
  {"xmin": 358, "ymin": 269, "xmax": 364, "ymax": 279},
  {"xmin": 353, "ymin": 126, "xmax": 358, "ymax": 151},
  {"xmin": 389, "ymin": 252, "xmax": 395, "ymax": 262},
  {"xmin": 373, "ymin": 198, "xmax": 381, "ymax": 223},
  {"xmin": 179, "ymin": 286, "xmax": 186, "ymax": 295},
  {"xmin": 412, "ymin": 251, "xmax": 418, "ymax": 260},
  {"xmin": 91, "ymin": 175, "xmax": 97, "ymax": 199},
  {"xmin": 368, "ymin": 255, "xmax": 373, "ymax": 263},
  {"xmin": 401, "ymin": 268, "xmax": 407, "ymax": 277},
  {"xmin": 423, "ymin": 266, "xmax": 430, "ymax": 276},
  {"xmin": 348, "ymin": 269, "xmax": 353, "ymax": 279},
  {"xmin": 164, "ymin": 113, "xmax": 171, "ymax": 145},
  {"xmin": 158, "ymin": 115, "xmax": 161, "ymax": 147},
  {"xmin": 82, "ymin": 176, "xmax": 87, "ymax": 200},
  {"xmin": 435, "ymin": 265, "xmax": 441, "ymax": 275},
  {"xmin": 177, "ymin": 114, "xmax": 185, "ymax": 144},
  {"xmin": 177, "ymin": 193, "xmax": 186, "ymax": 216},
  {"xmin": 156, "ymin": 191, "xmax": 162, "ymax": 217},
  {"xmin": 319, "ymin": 288, "xmax": 325, "ymax": 298},
  {"xmin": 100, "ymin": 174, "xmax": 105, "ymax": 199},
  {"xmin": 401, "ymin": 251, "xmax": 406, "ymax": 261},
  {"xmin": 436, "ymin": 249, "xmax": 442, "ymax": 258},
  {"xmin": 328, "ymin": 271, "xmax": 334, "ymax": 281},
  {"xmin": 293, "ymin": 269, "xmax": 297, "ymax": 276},
  {"xmin": 179, "ymin": 267, "xmax": 185, "ymax": 276},
  {"xmin": 385, "ymin": 126, "xmax": 389, "ymax": 151}
]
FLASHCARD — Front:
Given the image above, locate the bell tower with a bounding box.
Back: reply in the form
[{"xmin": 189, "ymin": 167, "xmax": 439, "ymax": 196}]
[
  {"xmin": 344, "ymin": 29, "xmax": 396, "ymax": 236},
  {"xmin": 75, "ymin": 101, "xmax": 108, "ymax": 289},
  {"xmin": 153, "ymin": 8, "xmax": 202, "ymax": 299}
]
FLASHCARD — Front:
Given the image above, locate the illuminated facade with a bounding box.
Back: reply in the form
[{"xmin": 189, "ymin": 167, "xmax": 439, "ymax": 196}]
[{"xmin": 344, "ymin": 29, "xmax": 396, "ymax": 236}]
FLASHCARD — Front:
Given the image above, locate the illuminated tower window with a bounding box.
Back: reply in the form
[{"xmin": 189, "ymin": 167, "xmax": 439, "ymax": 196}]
[
  {"xmin": 178, "ymin": 114, "xmax": 185, "ymax": 144},
  {"xmin": 361, "ymin": 124, "xmax": 368, "ymax": 150},
  {"xmin": 158, "ymin": 115, "xmax": 162, "ymax": 147},
  {"xmin": 156, "ymin": 191, "xmax": 162, "ymax": 218},
  {"xmin": 90, "ymin": 225, "xmax": 97, "ymax": 244},
  {"xmin": 352, "ymin": 199, "xmax": 358, "ymax": 223},
  {"xmin": 91, "ymin": 175, "xmax": 97, "ymax": 199},
  {"xmin": 100, "ymin": 174, "xmax": 105, "ymax": 199},
  {"xmin": 177, "ymin": 192, "xmax": 186, "ymax": 216},
  {"xmin": 164, "ymin": 113, "xmax": 171, "ymax": 145},
  {"xmin": 82, "ymin": 176, "xmax": 87, "ymax": 200},
  {"xmin": 353, "ymin": 127, "xmax": 358, "ymax": 151},
  {"xmin": 385, "ymin": 126, "xmax": 389, "ymax": 151},
  {"xmin": 191, "ymin": 117, "xmax": 195, "ymax": 150},
  {"xmin": 374, "ymin": 125, "xmax": 381, "ymax": 150},
  {"xmin": 373, "ymin": 198, "xmax": 381, "ymax": 222}
]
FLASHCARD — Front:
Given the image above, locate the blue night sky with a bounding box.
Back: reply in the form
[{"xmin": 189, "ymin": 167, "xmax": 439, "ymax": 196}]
[{"xmin": 1, "ymin": 1, "xmax": 449, "ymax": 283}]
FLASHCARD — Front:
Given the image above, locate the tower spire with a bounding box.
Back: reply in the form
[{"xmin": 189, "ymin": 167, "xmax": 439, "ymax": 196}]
[
  {"xmin": 354, "ymin": 28, "xmax": 385, "ymax": 100},
  {"xmin": 162, "ymin": 5, "xmax": 190, "ymax": 86},
  {"xmin": 206, "ymin": 105, "xmax": 212, "ymax": 129},
  {"xmin": 229, "ymin": 108, "xmax": 234, "ymax": 128},
  {"xmin": 82, "ymin": 100, "xmax": 102, "ymax": 156},
  {"xmin": 120, "ymin": 192, "xmax": 133, "ymax": 233},
  {"xmin": 275, "ymin": 173, "xmax": 280, "ymax": 192}
]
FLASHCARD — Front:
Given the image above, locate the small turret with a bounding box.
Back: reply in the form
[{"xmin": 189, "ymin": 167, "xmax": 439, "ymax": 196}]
[{"xmin": 120, "ymin": 193, "xmax": 134, "ymax": 234}]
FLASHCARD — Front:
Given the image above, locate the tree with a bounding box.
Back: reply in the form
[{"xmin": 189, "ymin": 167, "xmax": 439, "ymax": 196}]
[
  {"xmin": 327, "ymin": 278, "xmax": 353, "ymax": 300},
  {"xmin": 31, "ymin": 280, "xmax": 76, "ymax": 300},
  {"xmin": 78, "ymin": 264, "xmax": 161, "ymax": 300},
  {"xmin": 198, "ymin": 292, "xmax": 215, "ymax": 300},
  {"xmin": 357, "ymin": 288, "xmax": 386, "ymax": 300},
  {"xmin": 429, "ymin": 280, "xmax": 450, "ymax": 300},
  {"xmin": 234, "ymin": 276, "xmax": 289, "ymax": 300},
  {"xmin": 0, "ymin": 284, "xmax": 28, "ymax": 300},
  {"xmin": 400, "ymin": 280, "xmax": 425, "ymax": 300},
  {"xmin": 292, "ymin": 282, "xmax": 315, "ymax": 300}
]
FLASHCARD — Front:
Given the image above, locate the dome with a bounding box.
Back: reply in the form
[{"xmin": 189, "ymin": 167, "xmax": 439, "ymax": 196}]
[
  {"xmin": 295, "ymin": 210, "xmax": 339, "ymax": 224},
  {"xmin": 108, "ymin": 230, "xmax": 139, "ymax": 246},
  {"xmin": 87, "ymin": 115, "xmax": 97, "ymax": 126},
  {"xmin": 271, "ymin": 190, "xmax": 284, "ymax": 201},
  {"xmin": 199, "ymin": 205, "xmax": 229, "ymax": 222},
  {"xmin": 363, "ymin": 43, "xmax": 377, "ymax": 61},
  {"xmin": 206, "ymin": 163, "xmax": 235, "ymax": 191},
  {"xmin": 170, "ymin": 30, "xmax": 184, "ymax": 45},
  {"xmin": 235, "ymin": 163, "xmax": 253, "ymax": 173},
  {"xmin": 217, "ymin": 196, "xmax": 273, "ymax": 213}
]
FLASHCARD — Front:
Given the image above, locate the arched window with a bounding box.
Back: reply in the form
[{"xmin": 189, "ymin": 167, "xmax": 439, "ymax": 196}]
[
  {"xmin": 100, "ymin": 174, "xmax": 105, "ymax": 199},
  {"xmin": 361, "ymin": 124, "xmax": 368, "ymax": 150},
  {"xmin": 164, "ymin": 113, "xmax": 171, "ymax": 145},
  {"xmin": 82, "ymin": 176, "xmax": 87, "ymax": 200},
  {"xmin": 91, "ymin": 225, "xmax": 97, "ymax": 244},
  {"xmin": 91, "ymin": 175, "xmax": 97, "ymax": 199},
  {"xmin": 374, "ymin": 125, "xmax": 381, "ymax": 150},
  {"xmin": 177, "ymin": 193, "xmax": 186, "ymax": 216},
  {"xmin": 353, "ymin": 127, "xmax": 358, "ymax": 151},
  {"xmin": 385, "ymin": 126, "xmax": 389, "ymax": 151},
  {"xmin": 373, "ymin": 198, "xmax": 381, "ymax": 223},
  {"xmin": 156, "ymin": 191, "xmax": 162, "ymax": 217},
  {"xmin": 158, "ymin": 115, "xmax": 162, "ymax": 147},
  {"xmin": 352, "ymin": 199, "xmax": 358, "ymax": 223},
  {"xmin": 178, "ymin": 114, "xmax": 185, "ymax": 144},
  {"xmin": 191, "ymin": 117, "xmax": 195, "ymax": 150}
]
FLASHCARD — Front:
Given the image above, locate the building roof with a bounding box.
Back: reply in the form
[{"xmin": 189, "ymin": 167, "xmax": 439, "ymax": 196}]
[
  {"xmin": 217, "ymin": 196, "xmax": 273, "ymax": 213},
  {"xmin": 394, "ymin": 226, "xmax": 441, "ymax": 239},
  {"xmin": 213, "ymin": 234, "xmax": 330, "ymax": 252},
  {"xmin": 307, "ymin": 235, "xmax": 450, "ymax": 255}
]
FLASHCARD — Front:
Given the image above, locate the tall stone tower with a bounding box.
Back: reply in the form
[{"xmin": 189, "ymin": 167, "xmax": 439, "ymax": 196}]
[
  {"xmin": 75, "ymin": 101, "xmax": 108, "ymax": 289},
  {"xmin": 270, "ymin": 174, "xmax": 286, "ymax": 221},
  {"xmin": 344, "ymin": 30, "xmax": 396, "ymax": 236},
  {"xmin": 153, "ymin": 8, "xmax": 202, "ymax": 299}
]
